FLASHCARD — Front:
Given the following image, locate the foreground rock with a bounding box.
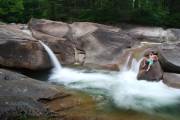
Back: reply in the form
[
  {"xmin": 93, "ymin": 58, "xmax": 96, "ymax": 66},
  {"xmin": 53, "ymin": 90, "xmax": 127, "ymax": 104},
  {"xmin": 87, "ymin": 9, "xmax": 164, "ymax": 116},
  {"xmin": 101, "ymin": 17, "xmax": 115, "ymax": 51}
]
[
  {"xmin": 0, "ymin": 69, "xmax": 66, "ymax": 100},
  {"xmin": 0, "ymin": 69, "xmax": 70, "ymax": 119},
  {"xmin": 0, "ymin": 69, "xmax": 28, "ymax": 80},
  {"xmin": 158, "ymin": 42, "xmax": 180, "ymax": 73},
  {"xmin": 137, "ymin": 60, "xmax": 163, "ymax": 81},
  {"xmin": 163, "ymin": 73, "xmax": 180, "ymax": 88},
  {"xmin": 0, "ymin": 96, "xmax": 46, "ymax": 120}
]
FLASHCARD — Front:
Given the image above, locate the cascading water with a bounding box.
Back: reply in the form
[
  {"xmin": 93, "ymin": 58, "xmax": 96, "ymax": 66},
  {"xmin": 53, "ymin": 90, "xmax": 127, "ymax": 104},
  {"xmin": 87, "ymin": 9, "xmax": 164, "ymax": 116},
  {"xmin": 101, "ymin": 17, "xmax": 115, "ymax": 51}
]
[
  {"xmin": 39, "ymin": 40, "xmax": 62, "ymax": 71},
  {"xmin": 40, "ymin": 41, "xmax": 180, "ymax": 119}
]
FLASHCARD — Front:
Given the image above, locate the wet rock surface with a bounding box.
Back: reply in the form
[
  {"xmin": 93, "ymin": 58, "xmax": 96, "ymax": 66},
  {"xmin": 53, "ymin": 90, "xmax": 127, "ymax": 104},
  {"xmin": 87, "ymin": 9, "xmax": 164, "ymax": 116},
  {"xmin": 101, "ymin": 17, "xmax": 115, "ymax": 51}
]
[
  {"xmin": 163, "ymin": 72, "xmax": 180, "ymax": 88},
  {"xmin": 137, "ymin": 60, "xmax": 163, "ymax": 81}
]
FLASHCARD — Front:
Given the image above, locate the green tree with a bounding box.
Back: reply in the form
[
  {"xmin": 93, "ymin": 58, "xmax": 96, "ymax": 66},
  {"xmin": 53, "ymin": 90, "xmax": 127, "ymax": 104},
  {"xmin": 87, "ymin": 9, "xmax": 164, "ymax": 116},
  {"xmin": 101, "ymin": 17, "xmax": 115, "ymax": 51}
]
[
  {"xmin": 22, "ymin": 0, "xmax": 44, "ymax": 23},
  {"xmin": 0, "ymin": 0, "xmax": 24, "ymax": 23}
]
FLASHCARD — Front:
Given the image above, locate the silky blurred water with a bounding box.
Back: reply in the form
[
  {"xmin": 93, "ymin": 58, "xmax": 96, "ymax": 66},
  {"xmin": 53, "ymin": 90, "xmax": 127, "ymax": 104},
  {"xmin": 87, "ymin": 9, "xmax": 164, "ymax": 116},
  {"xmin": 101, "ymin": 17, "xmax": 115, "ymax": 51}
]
[
  {"xmin": 38, "ymin": 41, "xmax": 180, "ymax": 120},
  {"xmin": 48, "ymin": 58, "xmax": 180, "ymax": 118}
]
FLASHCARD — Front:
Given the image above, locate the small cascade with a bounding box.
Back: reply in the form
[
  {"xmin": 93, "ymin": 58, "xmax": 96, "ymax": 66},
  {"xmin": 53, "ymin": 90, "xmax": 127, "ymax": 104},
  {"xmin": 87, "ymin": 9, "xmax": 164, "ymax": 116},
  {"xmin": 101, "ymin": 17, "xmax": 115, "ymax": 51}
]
[
  {"xmin": 39, "ymin": 40, "xmax": 62, "ymax": 71},
  {"xmin": 121, "ymin": 53, "xmax": 132, "ymax": 71},
  {"xmin": 22, "ymin": 29, "xmax": 33, "ymax": 36},
  {"xmin": 130, "ymin": 58, "xmax": 143, "ymax": 73}
]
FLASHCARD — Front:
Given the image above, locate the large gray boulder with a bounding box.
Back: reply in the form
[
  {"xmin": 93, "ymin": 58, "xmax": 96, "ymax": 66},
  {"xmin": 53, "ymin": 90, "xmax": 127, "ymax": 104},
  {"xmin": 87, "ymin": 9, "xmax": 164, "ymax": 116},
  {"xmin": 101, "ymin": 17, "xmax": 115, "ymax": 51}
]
[
  {"xmin": 28, "ymin": 18, "xmax": 75, "ymax": 65},
  {"xmin": 163, "ymin": 72, "xmax": 180, "ymax": 89},
  {"xmin": 0, "ymin": 96, "xmax": 47, "ymax": 120},
  {"xmin": 0, "ymin": 23, "xmax": 55, "ymax": 70},
  {"xmin": 70, "ymin": 22, "xmax": 137, "ymax": 70},
  {"xmin": 0, "ymin": 39, "xmax": 52, "ymax": 70},
  {"xmin": 28, "ymin": 19, "xmax": 138, "ymax": 70},
  {"xmin": 158, "ymin": 42, "xmax": 180, "ymax": 73},
  {"xmin": 137, "ymin": 60, "xmax": 163, "ymax": 81}
]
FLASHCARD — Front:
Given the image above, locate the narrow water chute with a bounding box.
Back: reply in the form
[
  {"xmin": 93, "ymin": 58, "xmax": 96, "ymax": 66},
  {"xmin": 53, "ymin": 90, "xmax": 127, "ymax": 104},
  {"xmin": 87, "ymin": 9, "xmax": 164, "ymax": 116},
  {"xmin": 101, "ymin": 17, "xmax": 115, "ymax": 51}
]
[{"xmin": 39, "ymin": 40, "xmax": 62, "ymax": 71}]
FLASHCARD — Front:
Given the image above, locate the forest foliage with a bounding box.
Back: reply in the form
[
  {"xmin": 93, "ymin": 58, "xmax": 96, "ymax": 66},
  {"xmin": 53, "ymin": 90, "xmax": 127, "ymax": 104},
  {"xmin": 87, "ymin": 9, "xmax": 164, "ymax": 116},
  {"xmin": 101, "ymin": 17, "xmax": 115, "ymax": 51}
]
[{"xmin": 0, "ymin": 0, "xmax": 180, "ymax": 28}]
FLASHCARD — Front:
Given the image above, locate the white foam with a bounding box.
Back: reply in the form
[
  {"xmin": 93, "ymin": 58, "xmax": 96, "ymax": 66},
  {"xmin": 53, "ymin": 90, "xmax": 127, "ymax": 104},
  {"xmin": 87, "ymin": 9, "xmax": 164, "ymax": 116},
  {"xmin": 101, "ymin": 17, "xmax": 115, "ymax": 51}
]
[
  {"xmin": 49, "ymin": 59, "xmax": 180, "ymax": 114},
  {"xmin": 141, "ymin": 42, "xmax": 162, "ymax": 45}
]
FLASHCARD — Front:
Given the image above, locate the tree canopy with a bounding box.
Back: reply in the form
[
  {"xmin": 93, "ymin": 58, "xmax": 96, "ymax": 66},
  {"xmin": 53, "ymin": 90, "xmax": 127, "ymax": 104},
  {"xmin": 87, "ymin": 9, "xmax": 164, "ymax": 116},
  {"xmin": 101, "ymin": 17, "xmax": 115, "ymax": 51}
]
[{"xmin": 0, "ymin": 0, "xmax": 180, "ymax": 28}]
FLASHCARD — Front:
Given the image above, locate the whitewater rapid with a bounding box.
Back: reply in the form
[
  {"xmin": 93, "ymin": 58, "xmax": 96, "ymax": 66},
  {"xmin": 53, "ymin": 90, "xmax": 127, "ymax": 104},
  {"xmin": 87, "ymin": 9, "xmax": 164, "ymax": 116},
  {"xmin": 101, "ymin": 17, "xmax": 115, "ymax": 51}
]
[{"xmin": 39, "ymin": 41, "xmax": 180, "ymax": 116}]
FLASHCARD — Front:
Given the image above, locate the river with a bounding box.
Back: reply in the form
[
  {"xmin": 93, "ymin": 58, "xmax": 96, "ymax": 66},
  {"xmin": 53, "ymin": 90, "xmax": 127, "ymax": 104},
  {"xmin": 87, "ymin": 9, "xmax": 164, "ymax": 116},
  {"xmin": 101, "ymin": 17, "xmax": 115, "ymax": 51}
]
[{"xmin": 23, "ymin": 41, "xmax": 180, "ymax": 120}]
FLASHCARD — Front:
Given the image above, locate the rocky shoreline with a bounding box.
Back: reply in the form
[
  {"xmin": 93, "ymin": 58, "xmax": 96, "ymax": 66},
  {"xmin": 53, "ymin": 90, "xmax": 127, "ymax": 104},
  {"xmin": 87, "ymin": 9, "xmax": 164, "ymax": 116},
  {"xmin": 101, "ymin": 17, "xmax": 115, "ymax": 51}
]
[{"xmin": 1, "ymin": 18, "xmax": 180, "ymax": 119}]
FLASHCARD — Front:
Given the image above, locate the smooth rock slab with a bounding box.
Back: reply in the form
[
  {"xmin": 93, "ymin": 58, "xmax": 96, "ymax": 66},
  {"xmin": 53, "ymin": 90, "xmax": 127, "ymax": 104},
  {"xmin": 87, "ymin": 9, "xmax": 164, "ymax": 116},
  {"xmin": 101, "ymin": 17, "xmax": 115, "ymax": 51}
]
[
  {"xmin": 137, "ymin": 60, "xmax": 163, "ymax": 81},
  {"xmin": 163, "ymin": 72, "xmax": 180, "ymax": 89},
  {"xmin": 0, "ymin": 96, "xmax": 47, "ymax": 120}
]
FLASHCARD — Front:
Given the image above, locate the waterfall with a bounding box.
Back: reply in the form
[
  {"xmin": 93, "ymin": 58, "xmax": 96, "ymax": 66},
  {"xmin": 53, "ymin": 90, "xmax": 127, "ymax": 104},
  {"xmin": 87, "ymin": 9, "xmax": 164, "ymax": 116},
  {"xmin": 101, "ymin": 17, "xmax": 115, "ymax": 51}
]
[
  {"xmin": 121, "ymin": 53, "xmax": 131, "ymax": 71},
  {"xmin": 39, "ymin": 40, "xmax": 62, "ymax": 71},
  {"xmin": 22, "ymin": 29, "xmax": 33, "ymax": 36}
]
